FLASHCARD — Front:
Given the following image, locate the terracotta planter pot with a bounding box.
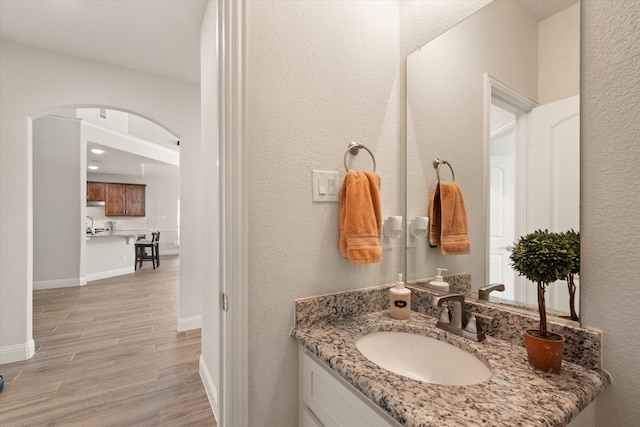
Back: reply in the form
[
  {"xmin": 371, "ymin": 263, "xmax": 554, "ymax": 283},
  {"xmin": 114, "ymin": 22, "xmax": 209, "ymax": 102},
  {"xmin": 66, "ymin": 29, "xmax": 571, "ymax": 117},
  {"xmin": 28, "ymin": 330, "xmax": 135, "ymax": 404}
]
[{"xmin": 523, "ymin": 329, "xmax": 565, "ymax": 373}]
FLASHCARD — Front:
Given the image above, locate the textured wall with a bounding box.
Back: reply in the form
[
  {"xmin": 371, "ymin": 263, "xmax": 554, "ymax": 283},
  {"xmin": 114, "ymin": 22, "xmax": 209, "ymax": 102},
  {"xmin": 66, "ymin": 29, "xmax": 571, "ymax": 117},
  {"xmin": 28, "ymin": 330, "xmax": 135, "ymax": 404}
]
[
  {"xmin": 581, "ymin": 0, "xmax": 640, "ymax": 424},
  {"xmin": 246, "ymin": 1, "xmax": 401, "ymax": 425}
]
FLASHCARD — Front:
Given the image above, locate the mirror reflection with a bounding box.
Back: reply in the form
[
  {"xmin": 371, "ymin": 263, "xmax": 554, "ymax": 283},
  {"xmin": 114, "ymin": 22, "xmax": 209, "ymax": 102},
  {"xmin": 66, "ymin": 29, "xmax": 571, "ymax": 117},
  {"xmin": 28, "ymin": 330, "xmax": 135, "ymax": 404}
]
[{"xmin": 406, "ymin": 0, "xmax": 580, "ymax": 319}]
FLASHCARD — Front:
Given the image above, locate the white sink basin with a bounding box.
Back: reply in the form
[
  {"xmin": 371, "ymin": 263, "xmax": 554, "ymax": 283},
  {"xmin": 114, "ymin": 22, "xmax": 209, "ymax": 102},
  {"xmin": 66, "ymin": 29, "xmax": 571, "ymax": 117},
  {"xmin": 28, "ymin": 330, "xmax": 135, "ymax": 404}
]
[{"xmin": 355, "ymin": 331, "xmax": 491, "ymax": 386}]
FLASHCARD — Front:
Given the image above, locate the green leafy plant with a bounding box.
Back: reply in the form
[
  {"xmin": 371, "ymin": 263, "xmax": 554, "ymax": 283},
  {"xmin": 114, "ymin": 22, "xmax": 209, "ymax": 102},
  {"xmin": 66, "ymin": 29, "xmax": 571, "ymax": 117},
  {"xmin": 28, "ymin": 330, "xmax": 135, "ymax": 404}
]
[
  {"xmin": 563, "ymin": 230, "xmax": 580, "ymax": 321},
  {"xmin": 510, "ymin": 229, "xmax": 575, "ymax": 338}
]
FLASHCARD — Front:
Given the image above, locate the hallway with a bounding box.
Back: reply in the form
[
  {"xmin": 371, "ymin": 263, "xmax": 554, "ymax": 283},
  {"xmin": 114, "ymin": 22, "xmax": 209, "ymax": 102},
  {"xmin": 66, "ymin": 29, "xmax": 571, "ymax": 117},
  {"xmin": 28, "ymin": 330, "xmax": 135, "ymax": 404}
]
[{"xmin": 0, "ymin": 255, "xmax": 216, "ymax": 426}]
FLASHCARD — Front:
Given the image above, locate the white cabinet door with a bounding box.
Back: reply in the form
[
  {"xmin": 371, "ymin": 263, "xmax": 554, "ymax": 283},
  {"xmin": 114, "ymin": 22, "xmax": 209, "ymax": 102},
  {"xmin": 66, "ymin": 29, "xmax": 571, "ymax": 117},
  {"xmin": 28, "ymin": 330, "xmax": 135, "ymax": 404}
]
[
  {"xmin": 299, "ymin": 348, "xmax": 400, "ymax": 427},
  {"xmin": 301, "ymin": 407, "xmax": 324, "ymax": 427}
]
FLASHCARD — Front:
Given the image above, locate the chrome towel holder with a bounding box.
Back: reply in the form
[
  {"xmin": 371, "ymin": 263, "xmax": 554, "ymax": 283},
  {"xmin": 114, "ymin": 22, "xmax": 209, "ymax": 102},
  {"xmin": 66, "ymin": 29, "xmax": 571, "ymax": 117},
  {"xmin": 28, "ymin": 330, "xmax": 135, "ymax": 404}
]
[
  {"xmin": 344, "ymin": 142, "xmax": 376, "ymax": 172},
  {"xmin": 433, "ymin": 158, "xmax": 455, "ymax": 182}
]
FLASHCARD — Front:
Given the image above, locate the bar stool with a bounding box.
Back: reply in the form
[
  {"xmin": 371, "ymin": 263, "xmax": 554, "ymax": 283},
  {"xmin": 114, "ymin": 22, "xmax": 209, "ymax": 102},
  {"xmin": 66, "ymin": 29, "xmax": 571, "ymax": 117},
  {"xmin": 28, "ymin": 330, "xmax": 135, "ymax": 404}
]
[{"xmin": 134, "ymin": 231, "xmax": 160, "ymax": 270}]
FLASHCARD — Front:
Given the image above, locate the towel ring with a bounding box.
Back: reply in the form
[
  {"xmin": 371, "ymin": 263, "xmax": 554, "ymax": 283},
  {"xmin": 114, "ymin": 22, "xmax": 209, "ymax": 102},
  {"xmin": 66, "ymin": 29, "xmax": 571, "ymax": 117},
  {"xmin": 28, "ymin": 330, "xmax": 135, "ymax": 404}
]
[
  {"xmin": 433, "ymin": 158, "xmax": 455, "ymax": 182},
  {"xmin": 344, "ymin": 142, "xmax": 376, "ymax": 172}
]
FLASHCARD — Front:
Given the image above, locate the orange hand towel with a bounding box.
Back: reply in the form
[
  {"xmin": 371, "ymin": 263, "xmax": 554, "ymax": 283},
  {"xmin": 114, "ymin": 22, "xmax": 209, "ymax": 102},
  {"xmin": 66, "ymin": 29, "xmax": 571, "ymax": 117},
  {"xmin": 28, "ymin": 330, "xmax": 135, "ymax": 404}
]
[
  {"xmin": 339, "ymin": 170, "xmax": 382, "ymax": 264},
  {"xmin": 428, "ymin": 182, "xmax": 470, "ymax": 255}
]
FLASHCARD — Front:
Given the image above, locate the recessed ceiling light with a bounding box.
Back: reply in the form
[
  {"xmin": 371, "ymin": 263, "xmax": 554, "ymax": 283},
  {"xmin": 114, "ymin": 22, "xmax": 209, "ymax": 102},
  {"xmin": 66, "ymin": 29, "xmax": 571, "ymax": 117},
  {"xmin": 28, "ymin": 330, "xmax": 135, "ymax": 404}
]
[
  {"xmin": 88, "ymin": 165, "xmax": 99, "ymax": 170},
  {"xmin": 91, "ymin": 159, "xmax": 103, "ymax": 164},
  {"xmin": 91, "ymin": 148, "xmax": 105, "ymax": 154}
]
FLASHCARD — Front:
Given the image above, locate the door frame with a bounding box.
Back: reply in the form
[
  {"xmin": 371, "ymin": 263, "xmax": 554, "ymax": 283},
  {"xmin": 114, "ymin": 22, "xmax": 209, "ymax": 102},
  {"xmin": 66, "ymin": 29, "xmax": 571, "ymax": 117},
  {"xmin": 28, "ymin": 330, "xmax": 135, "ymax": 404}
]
[
  {"xmin": 219, "ymin": 0, "xmax": 248, "ymax": 425},
  {"xmin": 483, "ymin": 74, "xmax": 538, "ymax": 298}
]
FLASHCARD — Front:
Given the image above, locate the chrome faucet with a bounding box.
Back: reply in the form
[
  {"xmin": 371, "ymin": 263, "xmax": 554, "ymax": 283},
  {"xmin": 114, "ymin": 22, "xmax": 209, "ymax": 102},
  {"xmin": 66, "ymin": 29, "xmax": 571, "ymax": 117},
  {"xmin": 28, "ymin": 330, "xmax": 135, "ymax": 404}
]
[
  {"xmin": 86, "ymin": 216, "xmax": 95, "ymax": 235},
  {"xmin": 478, "ymin": 283, "xmax": 505, "ymax": 301},
  {"xmin": 432, "ymin": 293, "xmax": 491, "ymax": 342},
  {"xmin": 433, "ymin": 293, "xmax": 467, "ymax": 329}
]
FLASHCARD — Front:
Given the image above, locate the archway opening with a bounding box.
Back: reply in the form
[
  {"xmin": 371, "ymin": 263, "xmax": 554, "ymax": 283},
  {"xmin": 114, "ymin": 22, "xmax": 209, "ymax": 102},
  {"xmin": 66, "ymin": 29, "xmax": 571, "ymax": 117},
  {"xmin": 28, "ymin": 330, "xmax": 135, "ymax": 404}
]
[{"xmin": 31, "ymin": 104, "xmax": 181, "ymax": 311}]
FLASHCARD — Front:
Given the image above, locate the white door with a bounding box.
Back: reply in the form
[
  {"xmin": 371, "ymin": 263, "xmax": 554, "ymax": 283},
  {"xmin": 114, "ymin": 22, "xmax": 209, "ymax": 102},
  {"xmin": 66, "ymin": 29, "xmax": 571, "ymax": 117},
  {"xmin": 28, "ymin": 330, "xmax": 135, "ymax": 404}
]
[
  {"xmin": 525, "ymin": 95, "xmax": 580, "ymax": 312},
  {"xmin": 490, "ymin": 127, "xmax": 516, "ymax": 301}
]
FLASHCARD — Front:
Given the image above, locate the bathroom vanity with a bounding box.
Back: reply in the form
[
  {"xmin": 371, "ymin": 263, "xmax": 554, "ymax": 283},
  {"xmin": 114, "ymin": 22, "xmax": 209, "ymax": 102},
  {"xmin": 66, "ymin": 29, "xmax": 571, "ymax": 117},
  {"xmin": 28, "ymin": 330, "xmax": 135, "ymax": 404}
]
[{"xmin": 292, "ymin": 285, "xmax": 609, "ymax": 427}]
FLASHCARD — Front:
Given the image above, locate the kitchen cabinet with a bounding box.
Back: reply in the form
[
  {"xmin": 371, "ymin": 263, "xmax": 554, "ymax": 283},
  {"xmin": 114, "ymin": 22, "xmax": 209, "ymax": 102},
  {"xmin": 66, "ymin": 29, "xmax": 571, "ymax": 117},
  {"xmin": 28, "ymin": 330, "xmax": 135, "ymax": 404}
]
[
  {"xmin": 87, "ymin": 181, "xmax": 105, "ymax": 201},
  {"xmin": 105, "ymin": 183, "xmax": 145, "ymax": 216},
  {"xmin": 124, "ymin": 184, "xmax": 145, "ymax": 216}
]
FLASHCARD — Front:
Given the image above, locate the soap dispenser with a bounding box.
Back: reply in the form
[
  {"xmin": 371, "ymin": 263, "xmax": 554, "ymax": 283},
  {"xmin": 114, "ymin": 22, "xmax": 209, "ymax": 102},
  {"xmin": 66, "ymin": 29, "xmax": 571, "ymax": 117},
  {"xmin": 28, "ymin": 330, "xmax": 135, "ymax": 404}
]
[
  {"xmin": 390, "ymin": 273, "xmax": 411, "ymax": 320},
  {"xmin": 428, "ymin": 268, "xmax": 450, "ymax": 292}
]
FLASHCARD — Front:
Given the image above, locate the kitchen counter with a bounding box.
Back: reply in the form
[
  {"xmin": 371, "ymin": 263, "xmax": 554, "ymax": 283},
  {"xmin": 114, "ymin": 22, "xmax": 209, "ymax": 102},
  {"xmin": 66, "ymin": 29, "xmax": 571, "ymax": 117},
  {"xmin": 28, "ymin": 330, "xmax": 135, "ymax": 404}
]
[
  {"xmin": 86, "ymin": 230, "xmax": 144, "ymax": 243},
  {"xmin": 292, "ymin": 287, "xmax": 610, "ymax": 427},
  {"xmin": 85, "ymin": 231, "xmax": 146, "ymax": 280}
]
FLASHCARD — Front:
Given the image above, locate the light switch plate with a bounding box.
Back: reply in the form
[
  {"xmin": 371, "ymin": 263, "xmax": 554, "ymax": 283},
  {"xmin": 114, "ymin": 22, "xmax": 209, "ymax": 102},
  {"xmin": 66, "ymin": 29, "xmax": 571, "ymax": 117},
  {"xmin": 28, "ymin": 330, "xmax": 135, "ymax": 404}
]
[{"xmin": 312, "ymin": 170, "xmax": 339, "ymax": 202}]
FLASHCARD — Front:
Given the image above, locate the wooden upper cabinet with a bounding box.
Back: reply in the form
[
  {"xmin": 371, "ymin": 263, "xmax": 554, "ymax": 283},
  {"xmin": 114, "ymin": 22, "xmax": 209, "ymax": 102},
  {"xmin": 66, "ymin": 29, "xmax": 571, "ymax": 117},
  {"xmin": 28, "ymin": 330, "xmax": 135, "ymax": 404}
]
[
  {"xmin": 104, "ymin": 183, "xmax": 145, "ymax": 217},
  {"xmin": 125, "ymin": 184, "xmax": 145, "ymax": 216},
  {"xmin": 87, "ymin": 182, "xmax": 105, "ymax": 201},
  {"xmin": 105, "ymin": 184, "xmax": 126, "ymax": 216}
]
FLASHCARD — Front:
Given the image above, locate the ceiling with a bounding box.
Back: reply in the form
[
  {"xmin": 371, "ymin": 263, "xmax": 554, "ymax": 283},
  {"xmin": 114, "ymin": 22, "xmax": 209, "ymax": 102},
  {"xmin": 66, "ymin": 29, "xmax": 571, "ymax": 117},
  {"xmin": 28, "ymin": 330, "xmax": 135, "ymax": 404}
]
[
  {"xmin": 1, "ymin": 0, "xmax": 205, "ymax": 176},
  {"xmin": 519, "ymin": 0, "xmax": 579, "ymax": 21},
  {"xmin": 0, "ymin": 0, "xmax": 207, "ymax": 84},
  {"xmin": 87, "ymin": 141, "xmax": 174, "ymax": 177}
]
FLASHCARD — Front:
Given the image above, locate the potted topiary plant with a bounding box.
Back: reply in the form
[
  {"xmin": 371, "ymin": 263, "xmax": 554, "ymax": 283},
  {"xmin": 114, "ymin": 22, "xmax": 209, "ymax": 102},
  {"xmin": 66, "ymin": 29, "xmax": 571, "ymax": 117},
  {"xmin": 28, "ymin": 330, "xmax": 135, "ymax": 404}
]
[
  {"xmin": 510, "ymin": 229, "xmax": 575, "ymax": 373},
  {"xmin": 563, "ymin": 229, "xmax": 580, "ymax": 321}
]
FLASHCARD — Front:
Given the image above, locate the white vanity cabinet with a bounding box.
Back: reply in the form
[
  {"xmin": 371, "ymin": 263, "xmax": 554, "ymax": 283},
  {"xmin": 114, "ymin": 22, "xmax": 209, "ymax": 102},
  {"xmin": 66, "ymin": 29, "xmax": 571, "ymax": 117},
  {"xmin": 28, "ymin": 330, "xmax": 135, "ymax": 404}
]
[
  {"xmin": 299, "ymin": 347, "xmax": 401, "ymax": 427},
  {"xmin": 299, "ymin": 345, "xmax": 597, "ymax": 427}
]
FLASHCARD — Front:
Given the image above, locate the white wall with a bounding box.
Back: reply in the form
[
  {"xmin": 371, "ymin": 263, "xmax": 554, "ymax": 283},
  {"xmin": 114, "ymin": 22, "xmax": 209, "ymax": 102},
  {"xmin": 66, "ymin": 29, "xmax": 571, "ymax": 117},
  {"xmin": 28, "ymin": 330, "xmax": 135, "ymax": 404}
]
[
  {"xmin": 128, "ymin": 113, "xmax": 180, "ymax": 150},
  {"xmin": 76, "ymin": 108, "xmax": 129, "ymax": 134},
  {"xmin": 538, "ymin": 3, "xmax": 580, "ymax": 104},
  {"xmin": 405, "ymin": 0, "xmax": 539, "ymax": 282},
  {"xmin": 142, "ymin": 165, "xmax": 181, "ymax": 254},
  {"xmin": 581, "ymin": 0, "xmax": 640, "ymax": 424},
  {"xmin": 246, "ymin": 1, "xmax": 401, "ymax": 425},
  {"xmin": 33, "ymin": 116, "xmax": 84, "ymax": 286},
  {"xmin": 85, "ymin": 237, "xmax": 134, "ymax": 280},
  {"xmin": 77, "ymin": 107, "xmax": 180, "ymax": 151},
  {"xmin": 199, "ymin": 0, "xmax": 221, "ymax": 417},
  {"xmin": 0, "ymin": 40, "xmax": 201, "ymax": 363}
]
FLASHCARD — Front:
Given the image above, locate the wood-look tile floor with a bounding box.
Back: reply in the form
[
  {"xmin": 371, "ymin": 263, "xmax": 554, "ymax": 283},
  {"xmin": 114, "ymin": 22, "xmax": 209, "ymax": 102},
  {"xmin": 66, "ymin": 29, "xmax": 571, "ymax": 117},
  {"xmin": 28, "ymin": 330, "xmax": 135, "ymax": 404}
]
[{"xmin": 0, "ymin": 255, "xmax": 216, "ymax": 426}]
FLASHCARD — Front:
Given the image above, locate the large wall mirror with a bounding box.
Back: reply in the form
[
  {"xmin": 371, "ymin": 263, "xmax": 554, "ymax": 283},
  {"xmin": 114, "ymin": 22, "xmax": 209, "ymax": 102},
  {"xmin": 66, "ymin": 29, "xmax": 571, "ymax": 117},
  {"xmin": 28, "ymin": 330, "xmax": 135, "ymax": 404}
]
[{"xmin": 406, "ymin": 0, "xmax": 580, "ymax": 320}]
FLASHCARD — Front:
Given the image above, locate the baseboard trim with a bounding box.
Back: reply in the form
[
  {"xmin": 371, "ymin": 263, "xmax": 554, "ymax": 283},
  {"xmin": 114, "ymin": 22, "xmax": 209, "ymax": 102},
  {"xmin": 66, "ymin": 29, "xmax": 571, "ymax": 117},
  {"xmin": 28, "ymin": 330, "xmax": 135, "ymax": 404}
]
[
  {"xmin": 177, "ymin": 315, "xmax": 201, "ymax": 332},
  {"xmin": 160, "ymin": 250, "xmax": 180, "ymax": 256},
  {"xmin": 35, "ymin": 267, "xmax": 136, "ymax": 290},
  {"xmin": 0, "ymin": 339, "xmax": 35, "ymax": 364},
  {"xmin": 86, "ymin": 266, "xmax": 135, "ymax": 282},
  {"xmin": 199, "ymin": 354, "xmax": 220, "ymax": 421},
  {"xmin": 34, "ymin": 277, "xmax": 82, "ymax": 290}
]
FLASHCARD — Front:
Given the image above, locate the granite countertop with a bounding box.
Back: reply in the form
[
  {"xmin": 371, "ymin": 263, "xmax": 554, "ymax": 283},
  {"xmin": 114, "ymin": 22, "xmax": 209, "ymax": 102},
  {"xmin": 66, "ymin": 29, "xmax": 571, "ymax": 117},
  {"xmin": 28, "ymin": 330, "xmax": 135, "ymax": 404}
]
[
  {"xmin": 85, "ymin": 230, "xmax": 144, "ymax": 244},
  {"xmin": 86, "ymin": 230, "xmax": 144, "ymax": 238},
  {"xmin": 292, "ymin": 309, "xmax": 610, "ymax": 426}
]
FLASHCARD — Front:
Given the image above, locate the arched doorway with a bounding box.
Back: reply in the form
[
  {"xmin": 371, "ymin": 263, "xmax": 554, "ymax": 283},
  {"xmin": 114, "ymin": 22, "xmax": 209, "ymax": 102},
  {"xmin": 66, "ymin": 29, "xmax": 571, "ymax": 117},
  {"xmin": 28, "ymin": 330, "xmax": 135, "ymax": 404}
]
[
  {"xmin": 32, "ymin": 106, "xmax": 181, "ymax": 290},
  {"xmin": 0, "ymin": 42, "xmax": 202, "ymax": 365}
]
